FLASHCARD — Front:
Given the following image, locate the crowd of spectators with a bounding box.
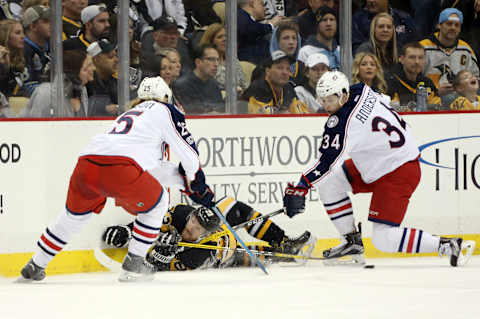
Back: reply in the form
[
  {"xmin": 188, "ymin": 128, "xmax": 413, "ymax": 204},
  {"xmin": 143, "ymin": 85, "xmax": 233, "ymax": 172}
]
[{"xmin": 0, "ymin": 0, "xmax": 479, "ymax": 118}]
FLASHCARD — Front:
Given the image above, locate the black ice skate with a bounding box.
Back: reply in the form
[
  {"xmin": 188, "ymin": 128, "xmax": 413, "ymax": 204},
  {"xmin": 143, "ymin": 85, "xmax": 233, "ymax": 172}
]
[
  {"xmin": 322, "ymin": 224, "xmax": 365, "ymax": 266},
  {"xmin": 273, "ymin": 231, "xmax": 316, "ymax": 263},
  {"xmin": 119, "ymin": 252, "xmax": 156, "ymax": 282},
  {"xmin": 439, "ymin": 237, "xmax": 476, "ymax": 267},
  {"xmin": 19, "ymin": 259, "xmax": 45, "ymax": 281}
]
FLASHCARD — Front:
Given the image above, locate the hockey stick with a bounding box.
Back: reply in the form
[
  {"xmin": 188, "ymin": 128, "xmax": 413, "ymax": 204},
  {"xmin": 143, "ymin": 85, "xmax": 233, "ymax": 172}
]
[{"xmin": 210, "ymin": 206, "xmax": 269, "ymax": 275}]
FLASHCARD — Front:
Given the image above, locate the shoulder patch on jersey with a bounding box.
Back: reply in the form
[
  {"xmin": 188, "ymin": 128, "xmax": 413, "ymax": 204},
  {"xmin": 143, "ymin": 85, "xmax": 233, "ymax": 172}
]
[{"xmin": 327, "ymin": 115, "xmax": 339, "ymax": 128}]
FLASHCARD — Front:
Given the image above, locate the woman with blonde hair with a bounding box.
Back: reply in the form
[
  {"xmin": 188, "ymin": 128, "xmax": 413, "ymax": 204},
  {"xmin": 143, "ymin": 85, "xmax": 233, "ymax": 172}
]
[
  {"xmin": 199, "ymin": 23, "xmax": 248, "ymax": 92},
  {"xmin": 0, "ymin": 19, "xmax": 27, "ymax": 98},
  {"xmin": 356, "ymin": 12, "xmax": 398, "ymax": 73},
  {"xmin": 352, "ymin": 51, "xmax": 388, "ymax": 94}
]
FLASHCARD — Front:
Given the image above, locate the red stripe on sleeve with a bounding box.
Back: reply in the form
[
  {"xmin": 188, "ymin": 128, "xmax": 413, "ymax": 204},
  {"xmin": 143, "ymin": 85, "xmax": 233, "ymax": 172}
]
[
  {"xmin": 406, "ymin": 229, "xmax": 416, "ymax": 253},
  {"xmin": 41, "ymin": 234, "xmax": 62, "ymax": 251}
]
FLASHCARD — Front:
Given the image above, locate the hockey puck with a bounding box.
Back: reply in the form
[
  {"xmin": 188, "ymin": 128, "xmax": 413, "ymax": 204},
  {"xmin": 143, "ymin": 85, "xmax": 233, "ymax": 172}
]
[{"xmin": 364, "ymin": 264, "xmax": 375, "ymax": 269}]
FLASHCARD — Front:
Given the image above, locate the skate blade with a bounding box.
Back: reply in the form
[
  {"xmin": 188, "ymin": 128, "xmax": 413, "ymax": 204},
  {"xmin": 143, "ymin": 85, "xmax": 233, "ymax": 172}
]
[
  {"xmin": 322, "ymin": 254, "xmax": 366, "ymax": 267},
  {"xmin": 118, "ymin": 271, "xmax": 154, "ymax": 283},
  {"xmin": 297, "ymin": 235, "xmax": 317, "ymax": 265},
  {"xmin": 456, "ymin": 240, "xmax": 476, "ymax": 267}
]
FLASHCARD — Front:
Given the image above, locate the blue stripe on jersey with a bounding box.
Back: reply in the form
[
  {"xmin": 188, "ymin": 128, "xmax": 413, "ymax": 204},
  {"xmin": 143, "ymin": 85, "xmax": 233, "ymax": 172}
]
[
  {"xmin": 398, "ymin": 228, "xmax": 407, "ymax": 252},
  {"xmin": 163, "ymin": 102, "xmax": 199, "ymax": 154},
  {"xmin": 416, "ymin": 230, "xmax": 423, "ymax": 253},
  {"xmin": 367, "ymin": 217, "xmax": 400, "ymax": 227},
  {"xmin": 135, "ymin": 220, "xmax": 161, "ymax": 231},
  {"xmin": 330, "ymin": 211, "xmax": 353, "ymax": 220},
  {"xmin": 37, "ymin": 241, "xmax": 55, "ymax": 256},
  {"xmin": 132, "ymin": 234, "xmax": 156, "ymax": 245},
  {"xmin": 66, "ymin": 205, "xmax": 93, "ymax": 216},
  {"xmin": 46, "ymin": 228, "xmax": 67, "ymax": 245},
  {"xmin": 324, "ymin": 196, "xmax": 350, "ymax": 207}
]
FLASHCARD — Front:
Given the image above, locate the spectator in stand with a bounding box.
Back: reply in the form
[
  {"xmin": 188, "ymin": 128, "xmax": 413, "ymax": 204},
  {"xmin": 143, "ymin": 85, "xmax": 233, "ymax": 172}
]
[
  {"xmin": 297, "ymin": 0, "xmax": 334, "ymax": 41},
  {"xmin": 199, "ymin": 23, "xmax": 248, "ymax": 93},
  {"xmin": 157, "ymin": 47, "xmax": 182, "ymax": 82},
  {"xmin": 386, "ymin": 41, "xmax": 441, "ymax": 110},
  {"xmin": 23, "ymin": 0, "xmax": 49, "ymax": 10},
  {"xmin": 351, "ymin": 51, "xmax": 388, "ymax": 95},
  {"xmin": 62, "ymin": 0, "xmax": 87, "ymax": 40},
  {"xmin": 141, "ymin": 16, "xmax": 193, "ymax": 76},
  {"xmin": 294, "ymin": 53, "xmax": 330, "ymax": 113},
  {"xmin": 172, "ymin": 44, "xmax": 224, "ymax": 114},
  {"xmin": 0, "ymin": 45, "xmax": 16, "ymax": 118},
  {"xmin": 22, "ymin": 49, "xmax": 94, "ymax": 117},
  {"xmin": 63, "ymin": 4, "xmax": 110, "ymax": 51},
  {"xmin": 355, "ymin": 12, "xmax": 398, "ymax": 72},
  {"xmin": 270, "ymin": 19, "xmax": 304, "ymax": 85},
  {"xmin": 22, "ymin": 5, "xmax": 51, "ymax": 97},
  {"xmin": 241, "ymin": 50, "xmax": 309, "ymax": 114},
  {"xmin": 182, "ymin": 0, "xmax": 222, "ymax": 34},
  {"xmin": 237, "ymin": 0, "xmax": 284, "ymax": 64},
  {"xmin": 86, "ymin": 39, "xmax": 120, "ymax": 117},
  {"xmin": 129, "ymin": 0, "xmax": 187, "ymax": 36},
  {"xmin": 410, "ymin": 0, "xmax": 441, "ymax": 39},
  {"xmin": 158, "ymin": 54, "xmax": 175, "ymax": 86},
  {"xmin": 450, "ymin": 70, "xmax": 480, "ymax": 111},
  {"xmin": 0, "ymin": 19, "xmax": 28, "ymax": 99},
  {"xmin": 441, "ymin": 0, "xmax": 480, "ymax": 58},
  {"xmin": 352, "ymin": 0, "xmax": 416, "ymax": 53},
  {"xmin": 420, "ymin": 8, "xmax": 479, "ymax": 100},
  {"xmin": 298, "ymin": 6, "xmax": 340, "ymax": 70}
]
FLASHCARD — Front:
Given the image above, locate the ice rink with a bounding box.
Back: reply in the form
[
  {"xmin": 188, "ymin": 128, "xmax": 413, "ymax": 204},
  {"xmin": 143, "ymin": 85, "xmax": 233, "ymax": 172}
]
[{"xmin": 1, "ymin": 256, "xmax": 479, "ymax": 319}]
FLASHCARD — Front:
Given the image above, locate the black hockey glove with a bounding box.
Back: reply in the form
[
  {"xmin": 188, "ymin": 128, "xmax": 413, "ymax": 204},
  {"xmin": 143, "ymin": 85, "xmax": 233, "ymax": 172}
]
[
  {"xmin": 148, "ymin": 231, "xmax": 183, "ymax": 268},
  {"xmin": 102, "ymin": 225, "xmax": 132, "ymax": 248},
  {"xmin": 283, "ymin": 183, "xmax": 309, "ymax": 218},
  {"xmin": 179, "ymin": 163, "xmax": 215, "ymax": 207}
]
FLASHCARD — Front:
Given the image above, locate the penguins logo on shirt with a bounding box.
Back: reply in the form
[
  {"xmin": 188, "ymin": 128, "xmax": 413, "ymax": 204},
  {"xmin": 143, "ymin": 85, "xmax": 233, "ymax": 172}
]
[{"xmin": 327, "ymin": 115, "xmax": 339, "ymax": 128}]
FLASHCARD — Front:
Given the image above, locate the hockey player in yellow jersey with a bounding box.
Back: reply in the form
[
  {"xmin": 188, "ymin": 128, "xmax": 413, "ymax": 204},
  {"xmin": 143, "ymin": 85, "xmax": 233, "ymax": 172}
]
[{"xmin": 102, "ymin": 197, "xmax": 315, "ymax": 271}]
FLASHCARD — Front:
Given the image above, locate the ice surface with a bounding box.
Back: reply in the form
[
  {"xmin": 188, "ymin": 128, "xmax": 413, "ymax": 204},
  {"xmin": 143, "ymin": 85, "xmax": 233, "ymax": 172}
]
[{"xmin": 1, "ymin": 256, "xmax": 479, "ymax": 319}]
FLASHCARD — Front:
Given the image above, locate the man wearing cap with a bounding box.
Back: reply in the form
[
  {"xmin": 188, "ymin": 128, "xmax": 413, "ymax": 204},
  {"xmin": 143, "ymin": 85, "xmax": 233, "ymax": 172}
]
[
  {"xmin": 22, "ymin": 5, "xmax": 51, "ymax": 96},
  {"xmin": 298, "ymin": 6, "xmax": 340, "ymax": 70},
  {"xmin": 62, "ymin": 0, "xmax": 88, "ymax": 40},
  {"xmin": 140, "ymin": 16, "xmax": 193, "ymax": 76},
  {"xmin": 63, "ymin": 3, "xmax": 110, "ymax": 51},
  {"xmin": 352, "ymin": 0, "xmax": 416, "ymax": 53},
  {"xmin": 294, "ymin": 53, "xmax": 330, "ymax": 112},
  {"xmin": 420, "ymin": 8, "xmax": 479, "ymax": 97},
  {"xmin": 86, "ymin": 39, "xmax": 122, "ymax": 117},
  {"xmin": 172, "ymin": 44, "xmax": 224, "ymax": 114},
  {"xmin": 241, "ymin": 50, "xmax": 309, "ymax": 114}
]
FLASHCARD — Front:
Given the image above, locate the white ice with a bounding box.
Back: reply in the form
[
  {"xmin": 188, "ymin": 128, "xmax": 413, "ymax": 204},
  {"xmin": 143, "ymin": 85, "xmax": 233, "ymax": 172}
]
[{"xmin": 1, "ymin": 256, "xmax": 479, "ymax": 319}]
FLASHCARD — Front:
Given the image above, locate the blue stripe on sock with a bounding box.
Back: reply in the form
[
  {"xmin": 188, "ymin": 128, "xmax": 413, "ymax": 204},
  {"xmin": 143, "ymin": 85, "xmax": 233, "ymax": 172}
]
[
  {"xmin": 324, "ymin": 196, "xmax": 350, "ymax": 207},
  {"xmin": 132, "ymin": 234, "xmax": 155, "ymax": 245},
  {"xmin": 330, "ymin": 211, "xmax": 353, "ymax": 220},
  {"xmin": 416, "ymin": 230, "xmax": 423, "ymax": 253},
  {"xmin": 37, "ymin": 241, "xmax": 55, "ymax": 256},
  {"xmin": 46, "ymin": 228, "xmax": 67, "ymax": 245},
  {"xmin": 135, "ymin": 220, "xmax": 161, "ymax": 231},
  {"xmin": 398, "ymin": 228, "xmax": 407, "ymax": 252}
]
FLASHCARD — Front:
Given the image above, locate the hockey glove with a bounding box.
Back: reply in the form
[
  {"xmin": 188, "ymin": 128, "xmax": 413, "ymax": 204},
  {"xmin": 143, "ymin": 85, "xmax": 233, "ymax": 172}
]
[
  {"xmin": 102, "ymin": 225, "xmax": 132, "ymax": 248},
  {"xmin": 148, "ymin": 231, "xmax": 183, "ymax": 266},
  {"xmin": 179, "ymin": 163, "xmax": 215, "ymax": 207},
  {"xmin": 283, "ymin": 183, "xmax": 309, "ymax": 218}
]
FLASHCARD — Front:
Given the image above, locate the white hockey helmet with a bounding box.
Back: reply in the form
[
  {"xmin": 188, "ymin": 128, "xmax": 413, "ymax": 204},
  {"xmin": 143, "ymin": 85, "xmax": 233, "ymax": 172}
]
[
  {"xmin": 137, "ymin": 76, "xmax": 173, "ymax": 103},
  {"xmin": 316, "ymin": 71, "xmax": 350, "ymax": 99}
]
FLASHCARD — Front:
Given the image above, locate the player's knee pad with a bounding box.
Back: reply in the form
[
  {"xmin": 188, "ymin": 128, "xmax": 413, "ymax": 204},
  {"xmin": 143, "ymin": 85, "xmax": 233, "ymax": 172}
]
[
  {"xmin": 315, "ymin": 166, "xmax": 352, "ymax": 204},
  {"xmin": 371, "ymin": 223, "xmax": 398, "ymax": 253},
  {"xmin": 226, "ymin": 201, "xmax": 254, "ymax": 226}
]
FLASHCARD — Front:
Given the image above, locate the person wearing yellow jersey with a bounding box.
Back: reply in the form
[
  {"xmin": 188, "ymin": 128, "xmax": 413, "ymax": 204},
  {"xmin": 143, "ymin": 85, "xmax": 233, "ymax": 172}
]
[
  {"xmin": 62, "ymin": 0, "xmax": 87, "ymax": 40},
  {"xmin": 102, "ymin": 197, "xmax": 314, "ymax": 271},
  {"xmin": 241, "ymin": 50, "xmax": 309, "ymax": 114},
  {"xmin": 450, "ymin": 70, "xmax": 480, "ymax": 111}
]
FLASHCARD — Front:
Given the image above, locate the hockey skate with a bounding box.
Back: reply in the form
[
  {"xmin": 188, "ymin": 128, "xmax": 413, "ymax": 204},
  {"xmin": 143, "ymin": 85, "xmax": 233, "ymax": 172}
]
[
  {"xmin": 439, "ymin": 237, "xmax": 476, "ymax": 267},
  {"xmin": 273, "ymin": 231, "xmax": 316, "ymax": 263},
  {"xmin": 18, "ymin": 259, "xmax": 45, "ymax": 282},
  {"xmin": 322, "ymin": 225, "xmax": 365, "ymax": 266},
  {"xmin": 119, "ymin": 252, "xmax": 156, "ymax": 282}
]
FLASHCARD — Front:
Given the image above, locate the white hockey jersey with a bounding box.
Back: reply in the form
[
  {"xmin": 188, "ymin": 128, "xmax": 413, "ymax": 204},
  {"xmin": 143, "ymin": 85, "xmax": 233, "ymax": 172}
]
[
  {"xmin": 80, "ymin": 101, "xmax": 200, "ymax": 180},
  {"xmin": 301, "ymin": 83, "xmax": 419, "ymax": 186}
]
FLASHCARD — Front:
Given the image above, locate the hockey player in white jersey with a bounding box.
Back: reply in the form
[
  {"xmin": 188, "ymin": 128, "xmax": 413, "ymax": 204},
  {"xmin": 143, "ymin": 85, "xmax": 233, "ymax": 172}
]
[
  {"xmin": 20, "ymin": 77, "xmax": 215, "ymax": 282},
  {"xmin": 283, "ymin": 71, "xmax": 475, "ymax": 266}
]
